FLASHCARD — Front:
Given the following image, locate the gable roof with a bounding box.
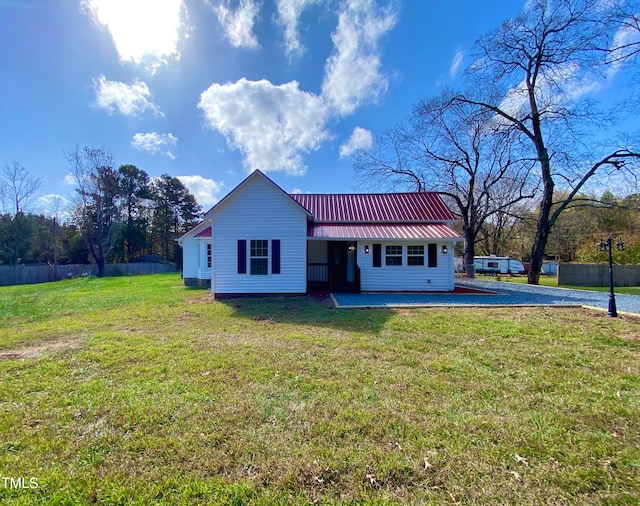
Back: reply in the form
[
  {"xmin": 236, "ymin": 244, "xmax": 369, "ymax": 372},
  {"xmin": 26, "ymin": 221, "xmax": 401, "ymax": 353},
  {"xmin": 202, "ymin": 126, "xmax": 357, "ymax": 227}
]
[
  {"xmin": 207, "ymin": 169, "xmax": 311, "ymax": 219},
  {"xmin": 195, "ymin": 227, "xmax": 212, "ymax": 238},
  {"xmin": 290, "ymin": 192, "xmax": 455, "ymax": 223},
  {"xmin": 177, "ymin": 170, "xmax": 461, "ymax": 242},
  {"xmin": 176, "ymin": 219, "xmax": 210, "ymax": 243}
]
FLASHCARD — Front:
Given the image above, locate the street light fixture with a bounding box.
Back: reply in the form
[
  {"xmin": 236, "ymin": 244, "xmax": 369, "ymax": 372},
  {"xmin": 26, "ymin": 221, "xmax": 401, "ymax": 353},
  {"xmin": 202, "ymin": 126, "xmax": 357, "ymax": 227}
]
[{"xmin": 597, "ymin": 236, "xmax": 625, "ymax": 317}]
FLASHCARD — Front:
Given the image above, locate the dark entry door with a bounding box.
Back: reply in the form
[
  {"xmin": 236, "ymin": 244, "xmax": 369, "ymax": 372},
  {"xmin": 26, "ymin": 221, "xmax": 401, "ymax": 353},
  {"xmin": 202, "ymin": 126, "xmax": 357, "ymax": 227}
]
[
  {"xmin": 329, "ymin": 241, "xmax": 348, "ymax": 292},
  {"xmin": 329, "ymin": 241, "xmax": 358, "ymax": 292}
]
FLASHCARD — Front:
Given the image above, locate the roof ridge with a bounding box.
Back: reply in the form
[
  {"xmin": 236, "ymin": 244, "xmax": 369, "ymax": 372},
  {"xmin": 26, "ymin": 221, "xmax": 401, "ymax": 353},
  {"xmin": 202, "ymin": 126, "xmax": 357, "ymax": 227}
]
[{"xmin": 289, "ymin": 191, "xmax": 440, "ymax": 196}]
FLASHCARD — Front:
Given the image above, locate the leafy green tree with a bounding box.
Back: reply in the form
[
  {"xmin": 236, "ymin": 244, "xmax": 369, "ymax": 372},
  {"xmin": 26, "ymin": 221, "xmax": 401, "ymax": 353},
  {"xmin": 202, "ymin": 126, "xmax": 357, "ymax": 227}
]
[
  {"xmin": 117, "ymin": 164, "xmax": 151, "ymax": 262},
  {"xmin": 0, "ymin": 213, "xmax": 33, "ymax": 265},
  {"xmin": 576, "ymin": 235, "xmax": 640, "ymax": 264},
  {"xmin": 59, "ymin": 224, "xmax": 90, "ymax": 265},
  {"xmin": 150, "ymin": 175, "xmax": 201, "ymax": 263},
  {"xmin": 0, "ymin": 161, "xmax": 42, "ymax": 265}
]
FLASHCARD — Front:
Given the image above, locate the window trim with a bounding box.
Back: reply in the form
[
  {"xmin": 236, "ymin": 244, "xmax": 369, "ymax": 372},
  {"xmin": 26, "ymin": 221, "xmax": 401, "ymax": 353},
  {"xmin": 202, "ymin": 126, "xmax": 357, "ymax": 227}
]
[
  {"xmin": 250, "ymin": 239, "xmax": 269, "ymax": 276},
  {"xmin": 407, "ymin": 244, "xmax": 425, "ymax": 266},
  {"xmin": 238, "ymin": 239, "xmax": 281, "ymax": 276},
  {"xmin": 206, "ymin": 243, "xmax": 212, "ymax": 269},
  {"xmin": 384, "ymin": 244, "xmax": 403, "ymax": 267}
]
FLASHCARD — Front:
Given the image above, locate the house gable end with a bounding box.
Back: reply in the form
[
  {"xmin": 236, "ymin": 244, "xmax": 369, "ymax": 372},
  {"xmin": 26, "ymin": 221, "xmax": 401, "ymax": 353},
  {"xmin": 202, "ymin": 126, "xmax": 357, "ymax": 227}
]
[{"xmin": 209, "ymin": 170, "xmax": 310, "ymax": 221}]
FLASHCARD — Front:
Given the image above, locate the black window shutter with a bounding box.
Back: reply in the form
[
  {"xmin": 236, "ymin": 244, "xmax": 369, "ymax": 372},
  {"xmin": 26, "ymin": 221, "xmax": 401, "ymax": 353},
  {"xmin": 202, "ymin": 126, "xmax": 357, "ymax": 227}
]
[
  {"xmin": 373, "ymin": 244, "xmax": 382, "ymax": 268},
  {"xmin": 428, "ymin": 244, "xmax": 437, "ymax": 268},
  {"xmin": 237, "ymin": 240, "xmax": 247, "ymax": 274},
  {"xmin": 272, "ymin": 239, "xmax": 281, "ymax": 274}
]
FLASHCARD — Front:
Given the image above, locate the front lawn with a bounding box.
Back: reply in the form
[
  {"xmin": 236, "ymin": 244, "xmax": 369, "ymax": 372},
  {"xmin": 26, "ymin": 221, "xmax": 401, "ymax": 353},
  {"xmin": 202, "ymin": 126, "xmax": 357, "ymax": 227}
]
[{"xmin": 1, "ymin": 273, "xmax": 639, "ymax": 504}]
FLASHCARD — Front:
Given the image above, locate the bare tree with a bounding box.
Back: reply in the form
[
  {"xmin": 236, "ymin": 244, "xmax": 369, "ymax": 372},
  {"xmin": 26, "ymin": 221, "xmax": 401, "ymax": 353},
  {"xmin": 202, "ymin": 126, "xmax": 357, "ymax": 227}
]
[
  {"xmin": 454, "ymin": 0, "xmax": 640, "ymax": 284},
  {"xmin": 355, "ymin": 91, "xmax": 536, "ymax": 277},
  {"xmin": 39, "ymin": 194, "xmax": 68, "ymax": 280},
  {"xmin": 606, "ymin": 1, "xmax": 640, "ymax": 66},
  {"xmin": 0, "ymin": 160, "xmax": 42, "ymax": 265},
  {"xmin": 66, "ymin": 147, "xmax": 121, "ymax": 277},
  {"xmin": 0, "ymin": 160, "xmax": 42, "ymax": 215}
]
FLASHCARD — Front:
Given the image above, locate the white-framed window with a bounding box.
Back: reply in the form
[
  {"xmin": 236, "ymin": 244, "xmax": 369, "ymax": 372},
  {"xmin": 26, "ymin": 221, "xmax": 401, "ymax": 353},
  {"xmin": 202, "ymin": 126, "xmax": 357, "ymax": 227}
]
[
  {"xmin": 385, "ymin": 245, "xmax": 403, "ymax": 266},
  {"xmin": 206, "ymin": 243, "xmax": 212, "ymax": 269},
  {"xmin": 407, "ymin": 245, "xmax": 425, "ymax": 266},
  {"xmin": 250, "ymin": 239, "xmax": 269, "ymax": 275}
]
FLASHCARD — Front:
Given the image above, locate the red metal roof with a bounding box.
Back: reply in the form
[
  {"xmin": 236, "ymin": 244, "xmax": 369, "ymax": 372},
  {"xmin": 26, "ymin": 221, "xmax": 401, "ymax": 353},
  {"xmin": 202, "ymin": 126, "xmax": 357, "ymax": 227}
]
[
  {"xmin": 195, "ymin": 227, "xmax": 212, "ymax": 238},
  {"xmin": 308, "ymin": 223, "xmax": 462, "ymax": 240},
  {"xmin": 290, "ymin": 192, "xmax": 455, "ymax": 222}
]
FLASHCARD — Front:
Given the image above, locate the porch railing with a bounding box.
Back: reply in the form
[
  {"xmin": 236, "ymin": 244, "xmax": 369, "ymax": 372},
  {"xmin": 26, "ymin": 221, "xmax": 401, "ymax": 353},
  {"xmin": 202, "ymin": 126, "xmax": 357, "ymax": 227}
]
[{"xmin": 307, "ymin": 263, "xmax": 329, "ymax": 286}]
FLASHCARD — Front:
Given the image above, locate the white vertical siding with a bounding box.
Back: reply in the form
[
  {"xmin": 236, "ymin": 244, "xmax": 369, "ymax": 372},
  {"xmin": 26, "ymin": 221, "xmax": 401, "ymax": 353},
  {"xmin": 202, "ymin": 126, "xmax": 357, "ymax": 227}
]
[
  {"xmin": 359, "ymin": 241, "xmax": 455, "ymax": 291},
  {"xmin": 196, "ymin": 239, "xmax": 212, "ymax": 280},
  {"xmin": 212, "ymin": 175, "xmax": 308, "ymax": 294},
  {"xmin": 181, "ymin": 238, "xmax": 199, "ymax": 280}
]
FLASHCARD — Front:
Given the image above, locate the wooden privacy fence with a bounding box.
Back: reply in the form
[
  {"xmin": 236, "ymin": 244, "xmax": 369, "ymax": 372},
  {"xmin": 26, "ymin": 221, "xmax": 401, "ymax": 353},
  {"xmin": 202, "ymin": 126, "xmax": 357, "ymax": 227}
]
[
  {"xmin": 558, "ymin": 263, "xmax": 640, "ymax": 287},
  {"xmin": 0, "ymin": 263, "xmax": 176, "ymax": 287}
]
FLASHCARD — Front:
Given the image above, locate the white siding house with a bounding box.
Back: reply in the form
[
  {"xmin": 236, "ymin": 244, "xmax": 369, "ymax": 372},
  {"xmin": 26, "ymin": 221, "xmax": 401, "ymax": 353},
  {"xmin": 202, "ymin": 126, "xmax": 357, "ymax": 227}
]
[
  {"xmin": 210, "ymin": 172, "xmax": 308, "ymax": 295},
  {"xmin": 358, "ymin": 242, "xmax": 454, "ymax": 292},
  {"xmin": 177, "ymin": 170, "xmax": 462, "ymax": 296},
  {"xmin": 180, "ymin": 221, "xmax": 211, "ymax": 286}
]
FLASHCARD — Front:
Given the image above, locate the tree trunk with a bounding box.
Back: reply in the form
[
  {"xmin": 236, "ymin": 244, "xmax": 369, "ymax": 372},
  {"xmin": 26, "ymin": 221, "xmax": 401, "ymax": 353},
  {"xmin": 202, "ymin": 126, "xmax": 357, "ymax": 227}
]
[
  {"xmin": 528, "ymin": 223, "xmax": 548, "ymax": 284},
  {"xmin": 97, "ymin": 257, "xmax": 105, "ymax": 277},
  {"xmin": 53, "ymin": 217, "xmax": 58, "ymax": 281},
  {"xmin": 463, "ymin": 223, "xmax": 476, "ymax": 278},
  {"xmin": 528, "ymin": 157, "xmax": 554, "ymax": 284}
]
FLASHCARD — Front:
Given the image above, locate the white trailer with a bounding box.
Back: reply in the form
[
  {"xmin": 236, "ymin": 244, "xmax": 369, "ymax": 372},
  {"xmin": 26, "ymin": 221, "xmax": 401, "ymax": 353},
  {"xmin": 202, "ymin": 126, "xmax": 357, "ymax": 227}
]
[{"xmin": 474, "ymin": 255, "xmax": 526, "ymax": 275}]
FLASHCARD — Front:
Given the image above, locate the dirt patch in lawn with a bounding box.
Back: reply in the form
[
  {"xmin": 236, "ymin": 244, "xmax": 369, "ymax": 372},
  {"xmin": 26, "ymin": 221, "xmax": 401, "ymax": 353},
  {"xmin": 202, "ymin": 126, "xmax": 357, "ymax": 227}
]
[{"xmin": 0, "ymin": 335, "xmax": 85, "ymax": 360}]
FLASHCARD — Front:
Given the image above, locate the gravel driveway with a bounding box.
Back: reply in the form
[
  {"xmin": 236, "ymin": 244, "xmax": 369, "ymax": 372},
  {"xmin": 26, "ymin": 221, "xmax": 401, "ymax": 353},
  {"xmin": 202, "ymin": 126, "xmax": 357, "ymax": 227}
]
[{"xmin": 332, "ymin": 279, "xmax": 640, "ymax": 315}]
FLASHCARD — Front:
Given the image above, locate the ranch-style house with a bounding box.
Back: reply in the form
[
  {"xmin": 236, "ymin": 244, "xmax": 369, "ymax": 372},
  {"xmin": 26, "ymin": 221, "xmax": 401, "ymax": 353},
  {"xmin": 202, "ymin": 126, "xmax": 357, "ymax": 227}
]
[{"xmin": 177, "ymin": 170, "xmax": 462, "ymax": 297}]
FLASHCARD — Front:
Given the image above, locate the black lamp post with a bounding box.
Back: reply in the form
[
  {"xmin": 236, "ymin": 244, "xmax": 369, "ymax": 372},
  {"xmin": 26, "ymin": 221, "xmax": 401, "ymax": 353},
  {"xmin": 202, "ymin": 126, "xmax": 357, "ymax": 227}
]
[{"xmin": 598, "ymin": 237, "xmax": 625, "ymax": 317}]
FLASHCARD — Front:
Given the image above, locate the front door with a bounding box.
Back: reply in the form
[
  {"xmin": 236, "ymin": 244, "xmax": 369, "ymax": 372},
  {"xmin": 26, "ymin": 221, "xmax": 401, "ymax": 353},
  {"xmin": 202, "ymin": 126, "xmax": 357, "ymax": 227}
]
[{"xmin": 329, "ymin": 241, "xmax": 357, "ymax": 292}]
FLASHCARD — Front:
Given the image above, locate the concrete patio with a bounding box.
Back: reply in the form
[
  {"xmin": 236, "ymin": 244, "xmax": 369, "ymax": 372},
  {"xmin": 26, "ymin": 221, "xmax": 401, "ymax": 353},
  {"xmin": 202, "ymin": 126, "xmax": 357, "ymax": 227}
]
[{"xmin": 331, "ymin": 279, "xmax": 640, "ymax": 316}]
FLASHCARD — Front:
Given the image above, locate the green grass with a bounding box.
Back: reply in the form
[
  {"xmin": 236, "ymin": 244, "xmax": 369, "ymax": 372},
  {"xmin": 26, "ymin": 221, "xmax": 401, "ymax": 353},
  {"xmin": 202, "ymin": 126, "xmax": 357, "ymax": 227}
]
[
  {"xmin": 477, "ymin": 274, "xmax": 640, "ymax": 295},
  {"xmin": 476, "ymin": 274, "xmax": 560, "ymax": 287},
  {"xmin": 1, "ymin": 273, "xmax": 639, "ymax": 504}
]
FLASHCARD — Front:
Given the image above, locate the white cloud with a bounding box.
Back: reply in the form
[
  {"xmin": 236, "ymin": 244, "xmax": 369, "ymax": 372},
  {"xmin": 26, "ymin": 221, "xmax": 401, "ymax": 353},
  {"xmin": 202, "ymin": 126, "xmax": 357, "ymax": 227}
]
[
  {"xmin": 177, "ymin": 175, "xmax": 223, "ymax": 208},
  {"xmin": 93, "ymin": 75, "xmax": 163, "ymax": 117},
  {"xmin": 63, "ymin": 173, "xmax": 76, "ymax": 185},
  {"xmin": 339, "ymin": 127, "xmax": 373, "ymax": 158},
  {"xmin": 131, "ymin": 132, "xmax": 178, "ymax": 159},
  {"xmin": 498, "ymin": 63, "xmax": 601, "ymax": 121},
  {"xmin": 276, "ymin": 0, "xmax": 320, "ymax": 58},
  {"xmin": 210, "ymin": 0, "xmax": 261, "ymax": 49},
  {"xmin": 198, "ymin": 0, "xmax": 397, "ymax": 175},
  {"xmin": 36, "ymin": 194, "xmax": 70, "ymax": 221},
  {"xmin": 608, "ymin": 21, "xmax": 640, "ymax": 78},
  {"xmin": 82, "ymin": 0, "xmax": 184, "ymax": 70},
  {"xmin": 198, "ymin": 78, "xmax": 330, "ymax": 174},
  {"xmin": 321, "ymin": 0, "xmax": 397, "ymax": 116},
  {"xmin": 449, "ymin": 50, "xmax": 464, "ymax": 79}
]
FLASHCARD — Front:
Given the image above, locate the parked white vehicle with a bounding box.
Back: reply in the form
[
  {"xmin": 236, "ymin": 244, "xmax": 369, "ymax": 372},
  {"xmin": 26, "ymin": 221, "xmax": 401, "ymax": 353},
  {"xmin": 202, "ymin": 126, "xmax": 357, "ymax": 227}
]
[{"xmin": 473, "ymin": 255, "xmax": 526, "ymax": 275}]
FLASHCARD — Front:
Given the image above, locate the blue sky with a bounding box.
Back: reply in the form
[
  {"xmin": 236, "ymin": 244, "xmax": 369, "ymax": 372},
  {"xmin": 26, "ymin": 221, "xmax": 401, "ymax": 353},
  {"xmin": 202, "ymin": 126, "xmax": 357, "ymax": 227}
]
[{"xmin": 1, "ymin": 0, "xmax": 529, "ymax": 212}]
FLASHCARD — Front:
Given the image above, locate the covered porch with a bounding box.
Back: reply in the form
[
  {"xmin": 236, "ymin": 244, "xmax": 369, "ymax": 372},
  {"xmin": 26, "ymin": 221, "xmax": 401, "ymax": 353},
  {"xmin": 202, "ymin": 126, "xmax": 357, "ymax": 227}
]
[
  {"xmin": 307, "ymin": 240, "xmax": 360, "ymax": 293},
  {"xmin": 304, "ymin": 223, "xmax": 463, "ymax": 294}
]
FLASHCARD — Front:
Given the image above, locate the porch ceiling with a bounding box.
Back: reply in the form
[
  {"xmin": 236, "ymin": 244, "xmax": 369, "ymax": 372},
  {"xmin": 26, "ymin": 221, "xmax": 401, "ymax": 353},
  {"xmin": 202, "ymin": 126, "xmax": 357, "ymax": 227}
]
[{"xmin": 308, "ymin": 223, "xmax": 462, "ymax": 240}]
